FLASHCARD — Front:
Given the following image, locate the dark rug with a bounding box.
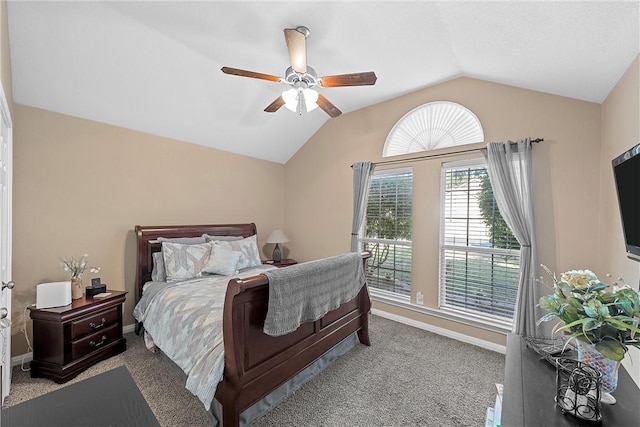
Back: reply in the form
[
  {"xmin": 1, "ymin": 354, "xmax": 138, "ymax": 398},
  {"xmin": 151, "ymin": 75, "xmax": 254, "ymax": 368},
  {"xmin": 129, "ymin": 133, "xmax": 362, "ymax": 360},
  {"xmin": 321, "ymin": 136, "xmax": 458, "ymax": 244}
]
[{"xmin": 1, "ymin": 365, "xmax": 159, "ymax": 427}]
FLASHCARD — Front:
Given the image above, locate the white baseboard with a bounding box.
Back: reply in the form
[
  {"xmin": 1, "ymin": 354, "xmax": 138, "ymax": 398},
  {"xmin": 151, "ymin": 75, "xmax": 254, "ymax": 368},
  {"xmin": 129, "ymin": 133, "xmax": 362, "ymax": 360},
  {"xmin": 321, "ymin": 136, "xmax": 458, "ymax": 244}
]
[
  {"xmin": 371, "ymin": 308, "xmax": 507, "ymax": 354},
  {"xmin": 11, "ymin": 352, "xmax": 32, "ymax": 369},
  {"xmin": 11, "ymin": 323, "xmax": 137, "ymax": 368}
]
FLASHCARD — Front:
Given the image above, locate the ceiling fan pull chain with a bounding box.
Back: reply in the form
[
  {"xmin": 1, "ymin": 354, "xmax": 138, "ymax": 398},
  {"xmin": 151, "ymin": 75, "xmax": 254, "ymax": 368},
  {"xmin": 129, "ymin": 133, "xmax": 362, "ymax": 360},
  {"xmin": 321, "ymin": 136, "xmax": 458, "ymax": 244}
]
[{"xmin": 297, "ymin": 89, "xmax": 305, "ymax": 115}]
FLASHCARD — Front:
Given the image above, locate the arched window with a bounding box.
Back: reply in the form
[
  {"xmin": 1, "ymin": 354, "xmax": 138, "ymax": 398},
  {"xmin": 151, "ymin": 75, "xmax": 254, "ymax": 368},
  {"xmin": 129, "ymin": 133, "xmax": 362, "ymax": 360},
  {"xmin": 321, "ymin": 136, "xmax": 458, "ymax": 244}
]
[{"xmin": 383, "ymin": 101, "xmax": 484, "ymax": 157}]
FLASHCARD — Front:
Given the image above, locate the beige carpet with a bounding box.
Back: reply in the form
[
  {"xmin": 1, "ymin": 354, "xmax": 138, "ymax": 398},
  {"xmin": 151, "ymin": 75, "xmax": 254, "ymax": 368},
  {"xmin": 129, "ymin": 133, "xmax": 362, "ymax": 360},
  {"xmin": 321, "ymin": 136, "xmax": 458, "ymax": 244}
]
[
  {"xmin": 4, "ymin": 327, "xmax": 212, "ymax": 426},
  {"xmin": 3, "ymin": 315, "xmax": 505, "ymax": 426}
]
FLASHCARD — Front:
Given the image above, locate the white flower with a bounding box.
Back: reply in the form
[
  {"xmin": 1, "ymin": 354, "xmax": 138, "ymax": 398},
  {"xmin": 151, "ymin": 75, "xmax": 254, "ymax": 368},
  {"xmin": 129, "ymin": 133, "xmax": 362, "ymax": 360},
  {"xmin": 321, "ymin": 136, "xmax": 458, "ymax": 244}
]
[{"xmin": 59, "ymin": 254, "xmax": 100, "ymax": 279}]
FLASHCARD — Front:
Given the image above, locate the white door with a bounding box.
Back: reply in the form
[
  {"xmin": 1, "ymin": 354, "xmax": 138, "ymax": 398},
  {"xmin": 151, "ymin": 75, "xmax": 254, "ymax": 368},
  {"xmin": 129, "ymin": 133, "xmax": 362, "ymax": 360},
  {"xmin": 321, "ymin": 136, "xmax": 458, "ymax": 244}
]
[{"xmin": 0, "ymin": 80, "xmax": 13, "ymax": 404}]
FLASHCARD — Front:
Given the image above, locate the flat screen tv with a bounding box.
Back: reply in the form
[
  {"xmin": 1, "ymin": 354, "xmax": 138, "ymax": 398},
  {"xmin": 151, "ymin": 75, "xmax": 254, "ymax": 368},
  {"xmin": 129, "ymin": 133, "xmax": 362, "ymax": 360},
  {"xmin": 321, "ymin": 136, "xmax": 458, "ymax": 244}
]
[{"xmin": 612, "ymin": 142, "xmax": 640, "ymax": 261}]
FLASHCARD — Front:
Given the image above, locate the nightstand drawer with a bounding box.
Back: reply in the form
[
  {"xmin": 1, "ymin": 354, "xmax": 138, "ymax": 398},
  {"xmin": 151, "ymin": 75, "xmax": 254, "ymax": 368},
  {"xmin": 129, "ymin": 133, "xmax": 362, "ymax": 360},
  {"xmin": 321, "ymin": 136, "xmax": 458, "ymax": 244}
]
[
  {"xmin": 71, "ymin": 324, "xmax": 120, "ymax": 360},
  {"xmin": 29, "ymin": 290, "xmax": 127, "ymax": 383},
  {"xmin": 71, "ymin": 307, "xmax": 119, "ymax": 339}
]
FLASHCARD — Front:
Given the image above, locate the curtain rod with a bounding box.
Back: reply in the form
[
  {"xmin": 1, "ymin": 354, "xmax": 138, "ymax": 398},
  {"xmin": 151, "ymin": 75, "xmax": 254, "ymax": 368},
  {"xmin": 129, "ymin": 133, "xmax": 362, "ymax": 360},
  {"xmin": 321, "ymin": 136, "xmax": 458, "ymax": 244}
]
[{"xmin": 353, "ymin": 138, "xmax": 544, "ymax": 168}]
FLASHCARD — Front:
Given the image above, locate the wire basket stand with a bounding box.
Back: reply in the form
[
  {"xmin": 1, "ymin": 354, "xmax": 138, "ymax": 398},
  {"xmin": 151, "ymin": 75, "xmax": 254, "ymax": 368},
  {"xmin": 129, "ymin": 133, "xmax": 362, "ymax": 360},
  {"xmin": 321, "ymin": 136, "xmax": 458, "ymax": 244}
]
[{"xmin": 555, "ymin": 358, "xmax": 602, "ymax": 422}]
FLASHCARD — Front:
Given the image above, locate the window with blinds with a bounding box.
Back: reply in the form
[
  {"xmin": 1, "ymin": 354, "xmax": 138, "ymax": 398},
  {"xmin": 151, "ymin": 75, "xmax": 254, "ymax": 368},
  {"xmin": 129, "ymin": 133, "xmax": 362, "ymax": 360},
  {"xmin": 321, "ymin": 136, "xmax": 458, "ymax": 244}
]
[
  {"xmin": 439, "ymin": 160, "xmax": 520, "ymax": 324},
  {"xmin": 361, "ymin": 168, "xmax": 413, "ymax": 297}
]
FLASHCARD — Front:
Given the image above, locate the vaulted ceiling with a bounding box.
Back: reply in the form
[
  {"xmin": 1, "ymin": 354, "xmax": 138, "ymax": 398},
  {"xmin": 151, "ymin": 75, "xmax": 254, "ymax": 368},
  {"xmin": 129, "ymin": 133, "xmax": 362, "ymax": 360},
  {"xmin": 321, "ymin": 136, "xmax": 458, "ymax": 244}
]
[{"xmin": 7, "ymin": 1, "xmax": 639, "ymax": 164}]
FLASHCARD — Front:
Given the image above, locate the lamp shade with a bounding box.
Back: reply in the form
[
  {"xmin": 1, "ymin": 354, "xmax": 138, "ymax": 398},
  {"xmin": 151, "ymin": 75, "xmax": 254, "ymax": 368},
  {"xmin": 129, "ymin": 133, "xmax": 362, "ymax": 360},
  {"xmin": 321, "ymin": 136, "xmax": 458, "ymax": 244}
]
[
  {"xmin": 266, "ymin": 229, "xmax": 290, "ymax": 244},
  {"xmin": 282, "ymin": 88, "xmax": 318, "ymax": 113}
]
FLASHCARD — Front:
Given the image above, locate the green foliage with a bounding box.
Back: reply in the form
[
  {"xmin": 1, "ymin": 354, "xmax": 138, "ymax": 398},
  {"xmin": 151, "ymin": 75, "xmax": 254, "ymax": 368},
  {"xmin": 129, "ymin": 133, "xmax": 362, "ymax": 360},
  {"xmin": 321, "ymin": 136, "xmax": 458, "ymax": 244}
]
[
  {"xmin": 538, "ymin": 266, "xmax": 640, "ymax": 361},
  {"xmin": 365, "ymin": 173, "xmax": 412, "ymax": 269},
  {"xmin": 365, "ymin": 175, "xmax": 412, "ymax": 240},
  {"xmin": 443, "ymin": 256, "xmax": 519, "ymax": 318},
  {"xmin": 444, "ymin": 167, "xmax": 519, "ymax": 251},
  {"xmin": 477, "ymin": 173, "xmax": 520, "ymax": 250}
]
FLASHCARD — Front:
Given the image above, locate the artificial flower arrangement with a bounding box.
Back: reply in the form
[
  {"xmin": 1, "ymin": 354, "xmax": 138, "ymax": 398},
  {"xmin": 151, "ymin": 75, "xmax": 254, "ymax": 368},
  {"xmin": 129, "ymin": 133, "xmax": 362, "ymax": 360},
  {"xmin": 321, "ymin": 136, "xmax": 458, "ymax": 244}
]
[
  {"xmin": 59, "ymin": 254, "xmax": 100, "ymax": 279},
  {"xmin": 537, "ymin": 265, "xmax": 640, "ymax": 362}
]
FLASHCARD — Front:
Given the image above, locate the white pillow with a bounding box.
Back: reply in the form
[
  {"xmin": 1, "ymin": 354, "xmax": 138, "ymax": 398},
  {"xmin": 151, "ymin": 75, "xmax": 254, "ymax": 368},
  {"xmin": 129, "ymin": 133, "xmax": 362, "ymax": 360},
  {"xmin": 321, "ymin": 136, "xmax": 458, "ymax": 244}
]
[
  {"xmin": 151, "ymin": 252, "xmax": 166, "ymax": 282},
  {"xmin": 162, "ymin": 242, "xmax": 211, "ymax": 281},
  {"xmin": 202, "ymin": 243, "xmax": 241, "ymax": 276},
  {"xmin": 215, "ymin": 234, "xmax": 262, "ymax": 270}
]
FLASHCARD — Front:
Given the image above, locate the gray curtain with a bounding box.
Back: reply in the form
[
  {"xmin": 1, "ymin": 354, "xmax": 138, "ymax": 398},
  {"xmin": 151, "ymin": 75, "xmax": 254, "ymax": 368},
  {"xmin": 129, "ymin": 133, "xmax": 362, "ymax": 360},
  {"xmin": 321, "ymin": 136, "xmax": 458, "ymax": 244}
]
[
  {"xmin": 351, "ymin": 162, "xmax": 375, "ymax": 252},
  {"xmin": 481, "ymin": 140, "xmax": 539, "ymax": 336}
]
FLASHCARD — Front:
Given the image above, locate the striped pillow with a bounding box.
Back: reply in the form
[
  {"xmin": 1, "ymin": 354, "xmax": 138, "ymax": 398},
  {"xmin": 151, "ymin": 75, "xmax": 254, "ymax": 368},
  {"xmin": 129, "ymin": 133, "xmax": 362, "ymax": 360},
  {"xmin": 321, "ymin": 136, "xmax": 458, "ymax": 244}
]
[{"xmin": 162, "ymin": 242, "xmax": 211, "ymax": 281}]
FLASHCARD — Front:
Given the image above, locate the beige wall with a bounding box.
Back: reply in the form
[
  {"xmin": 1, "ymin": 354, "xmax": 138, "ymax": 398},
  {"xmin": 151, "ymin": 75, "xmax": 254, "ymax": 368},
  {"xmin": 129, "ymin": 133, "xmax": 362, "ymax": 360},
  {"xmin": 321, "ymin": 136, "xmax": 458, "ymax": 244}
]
[
  {"xmin": 0, "ymin": 0, "xmax": 13, "ymax": 114},
  {"xmin": 285, "ymin": 76, "xmax": 602, "ymax": 346},
  {"xmin": 11, "ymin": 105, "xmax": 285, "ymax": 354},
  {"xmin": 600, "ymin": 54, "xmax": 640, "ymax": 385}
]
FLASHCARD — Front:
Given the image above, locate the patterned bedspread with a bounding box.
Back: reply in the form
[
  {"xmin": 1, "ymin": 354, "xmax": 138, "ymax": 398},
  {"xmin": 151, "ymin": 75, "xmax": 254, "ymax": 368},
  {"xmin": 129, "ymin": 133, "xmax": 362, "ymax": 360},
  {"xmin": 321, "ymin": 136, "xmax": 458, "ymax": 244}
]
[{"xmin": 133, "ymin": 265, "xmax": 275, "ymax": 411}]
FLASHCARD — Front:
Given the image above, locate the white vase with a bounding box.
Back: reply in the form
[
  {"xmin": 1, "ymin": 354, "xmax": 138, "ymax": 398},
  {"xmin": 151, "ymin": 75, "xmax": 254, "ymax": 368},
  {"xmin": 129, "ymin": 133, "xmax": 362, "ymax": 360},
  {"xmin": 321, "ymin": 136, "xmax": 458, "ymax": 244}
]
[{"xmin": 577, "ymin": 340, "xmax": 620, "ymax": 404}]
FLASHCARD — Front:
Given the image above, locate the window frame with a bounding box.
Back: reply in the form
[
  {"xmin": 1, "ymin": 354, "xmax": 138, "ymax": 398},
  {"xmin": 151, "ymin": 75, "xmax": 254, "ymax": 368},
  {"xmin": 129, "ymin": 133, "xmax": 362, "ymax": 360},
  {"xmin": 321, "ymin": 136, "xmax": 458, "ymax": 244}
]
[
  {"xmin": 359, "ymin": 167, "xmax": 413, "ymax": 299},
  {"xmin": 437, "ymin": 158, "xmax": 520, "ymax": 330}
]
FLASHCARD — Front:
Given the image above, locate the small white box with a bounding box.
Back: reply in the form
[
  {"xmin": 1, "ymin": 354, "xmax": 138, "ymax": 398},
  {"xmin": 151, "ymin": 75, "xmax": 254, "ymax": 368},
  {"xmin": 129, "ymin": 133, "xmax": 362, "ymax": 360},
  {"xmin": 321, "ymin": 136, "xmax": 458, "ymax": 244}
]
[{"xmin": 36, "ymin": 281, "xmax": 72, "ymax": 309}]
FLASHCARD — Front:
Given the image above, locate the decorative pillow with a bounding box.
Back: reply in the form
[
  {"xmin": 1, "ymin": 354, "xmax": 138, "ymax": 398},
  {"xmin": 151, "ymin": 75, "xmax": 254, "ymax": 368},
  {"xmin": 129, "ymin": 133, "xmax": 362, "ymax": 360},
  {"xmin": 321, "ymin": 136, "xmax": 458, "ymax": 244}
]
[
  {"xmin": 202, "ymin": 243, "xmax": 241, "ymax": 276},
  {"xmin": 158, "ymin": 236, "xmax": 207, "ymax": 245},
  {"xmin": 151, "ymin": 251, "xmax": 166, "ymax": 282},
  {"xmin": 215, "ymin": 234, "xmax": 262, "ymax": 270},
  {"xmin": 203, "ymin": 234, "xmax": 244, "ymax": 242},
  {"xmin": 162, "ymin": 242, "xmax": 211, "ymax": 281}
]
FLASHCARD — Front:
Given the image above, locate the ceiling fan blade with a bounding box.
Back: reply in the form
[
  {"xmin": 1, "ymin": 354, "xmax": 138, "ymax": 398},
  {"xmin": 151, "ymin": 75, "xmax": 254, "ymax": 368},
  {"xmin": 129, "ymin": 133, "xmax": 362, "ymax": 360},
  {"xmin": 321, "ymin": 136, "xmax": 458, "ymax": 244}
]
[
  {"xmin": 316, "ymin": 94, "xmax": 342, "ymax": 118},
  {"xmin": 264, "ymin": 96, "xmax": 285, "ymax": 113},
  {"xmin": 284, "ymin": 28, "xmax": 307, "ymax": 74},
  {"xmin": 319, "ymin": 72, "xmax": 377, "ymax": 87},
  {"xmin": 221, "ymin": 66, "xmax": 281, "ymax": 83}
]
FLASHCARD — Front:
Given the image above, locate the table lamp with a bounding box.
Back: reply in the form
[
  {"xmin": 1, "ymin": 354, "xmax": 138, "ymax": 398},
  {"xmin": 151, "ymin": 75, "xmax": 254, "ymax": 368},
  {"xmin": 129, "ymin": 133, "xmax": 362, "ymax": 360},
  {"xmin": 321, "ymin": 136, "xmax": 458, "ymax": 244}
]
[{"xmin": 266, "ymin": 229, "xmax": 290, "ymax": 263}]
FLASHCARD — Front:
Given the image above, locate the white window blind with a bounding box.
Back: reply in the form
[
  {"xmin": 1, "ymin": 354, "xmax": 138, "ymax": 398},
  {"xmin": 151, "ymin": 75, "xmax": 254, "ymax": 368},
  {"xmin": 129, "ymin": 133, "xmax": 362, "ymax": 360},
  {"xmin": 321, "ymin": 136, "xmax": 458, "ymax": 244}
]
[
  {"xmin": 383, "ymin": 101, "xmax": 485, "ymax": 157},
  {"xmin": 439, "ymin": 160, "xmax": 520, "ymax": 323},
  {"xmin": 361, "ymin": 168, "xmax": 413, "ymax": 297}
]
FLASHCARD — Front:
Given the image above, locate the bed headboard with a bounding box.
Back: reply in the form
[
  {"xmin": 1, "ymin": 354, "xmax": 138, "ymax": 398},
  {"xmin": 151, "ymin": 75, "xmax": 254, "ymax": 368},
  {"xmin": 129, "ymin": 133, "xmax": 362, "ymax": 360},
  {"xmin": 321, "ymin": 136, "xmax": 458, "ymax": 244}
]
[{"xmin": 134, "ymin": 223, "xmax": 258, "ymax": 302}]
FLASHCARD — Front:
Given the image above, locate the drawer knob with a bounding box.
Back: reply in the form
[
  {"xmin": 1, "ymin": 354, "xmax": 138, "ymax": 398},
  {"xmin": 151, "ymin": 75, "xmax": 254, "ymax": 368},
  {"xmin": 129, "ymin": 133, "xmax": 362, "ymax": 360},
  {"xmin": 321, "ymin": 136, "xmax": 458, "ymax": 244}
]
[
  {"xmin": 89, "ymin": 317, "xmax": 106, "ymax": 329},
  {"xmin": 89, "ymin": 335, "xmax": 108, "ymax": 348}
]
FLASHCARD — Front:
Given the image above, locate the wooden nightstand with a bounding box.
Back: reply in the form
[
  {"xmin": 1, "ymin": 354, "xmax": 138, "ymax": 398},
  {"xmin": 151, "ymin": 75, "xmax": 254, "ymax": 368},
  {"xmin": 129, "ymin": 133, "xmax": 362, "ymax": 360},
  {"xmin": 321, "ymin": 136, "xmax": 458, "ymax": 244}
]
[
  {"xmin": 263, "ymin": 259, "xmax": 298, "ymax": 267},
  {"xmin": 28, "ymin": 290, "xmax": 127, "ymax": 383}
]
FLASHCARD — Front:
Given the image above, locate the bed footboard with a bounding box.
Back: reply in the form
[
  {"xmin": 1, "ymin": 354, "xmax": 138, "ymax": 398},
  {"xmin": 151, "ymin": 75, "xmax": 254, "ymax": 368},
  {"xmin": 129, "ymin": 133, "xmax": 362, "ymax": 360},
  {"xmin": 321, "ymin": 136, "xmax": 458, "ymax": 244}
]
[{"xmin": 215, "ymin": 252, "xmax": 371, "ymax": 426}]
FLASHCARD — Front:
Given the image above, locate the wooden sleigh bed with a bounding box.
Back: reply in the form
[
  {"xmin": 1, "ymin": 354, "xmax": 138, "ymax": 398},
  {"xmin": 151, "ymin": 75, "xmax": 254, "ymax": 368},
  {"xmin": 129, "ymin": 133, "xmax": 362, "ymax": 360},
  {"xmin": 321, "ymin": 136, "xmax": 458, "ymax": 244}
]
[{"xmin": 134, "ymin": 223, "xmax": 371, "ymax": 426}]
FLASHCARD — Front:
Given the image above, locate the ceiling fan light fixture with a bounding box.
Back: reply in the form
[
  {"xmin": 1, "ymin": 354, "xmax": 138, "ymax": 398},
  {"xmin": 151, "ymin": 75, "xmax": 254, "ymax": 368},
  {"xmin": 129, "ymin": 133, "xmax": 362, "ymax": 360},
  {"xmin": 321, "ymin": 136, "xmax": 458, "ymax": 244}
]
[
  {"xmin": 304, "ymin": 88, "xmax": 319, "ymax": 112},
  {"xmin": 282, "ymin": 88, "xmax": 298, "ymax": 112},
  {"xmin": 282, "ymin": 87, "xmax": 318, "ymax": 114}
]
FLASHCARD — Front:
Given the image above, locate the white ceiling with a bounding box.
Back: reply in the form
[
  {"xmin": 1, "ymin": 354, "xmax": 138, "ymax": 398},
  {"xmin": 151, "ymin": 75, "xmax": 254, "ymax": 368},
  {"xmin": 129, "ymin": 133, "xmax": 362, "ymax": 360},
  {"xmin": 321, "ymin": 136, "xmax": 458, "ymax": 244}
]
[{"xmin": 7, "ymin": 1, "xmax": 640, "ymax": 164}]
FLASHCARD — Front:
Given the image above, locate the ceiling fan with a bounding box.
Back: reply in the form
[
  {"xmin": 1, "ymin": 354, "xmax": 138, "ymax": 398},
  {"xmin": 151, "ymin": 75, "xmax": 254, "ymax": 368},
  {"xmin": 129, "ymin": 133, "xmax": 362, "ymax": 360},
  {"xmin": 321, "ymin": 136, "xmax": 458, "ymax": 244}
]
[{"xmin": 221, "ymin": 26, "xmax": 377, "ymax": 118}]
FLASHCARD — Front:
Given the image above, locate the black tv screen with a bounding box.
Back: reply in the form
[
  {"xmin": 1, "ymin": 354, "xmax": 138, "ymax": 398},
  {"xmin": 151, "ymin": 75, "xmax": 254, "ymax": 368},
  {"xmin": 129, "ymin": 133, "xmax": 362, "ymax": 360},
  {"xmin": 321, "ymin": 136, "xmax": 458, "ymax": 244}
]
[{"xmin": 612, "ymin": 142, "xmax": 640, "ymax": 261}]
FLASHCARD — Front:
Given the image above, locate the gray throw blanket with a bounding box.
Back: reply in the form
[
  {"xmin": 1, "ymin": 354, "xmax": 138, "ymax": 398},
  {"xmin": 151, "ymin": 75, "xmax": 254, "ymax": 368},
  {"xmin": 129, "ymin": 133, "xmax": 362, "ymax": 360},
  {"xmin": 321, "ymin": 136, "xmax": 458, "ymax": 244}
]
[{"xmin": 263, "ymin": 252, "xmax": 365, "ymax": 336}]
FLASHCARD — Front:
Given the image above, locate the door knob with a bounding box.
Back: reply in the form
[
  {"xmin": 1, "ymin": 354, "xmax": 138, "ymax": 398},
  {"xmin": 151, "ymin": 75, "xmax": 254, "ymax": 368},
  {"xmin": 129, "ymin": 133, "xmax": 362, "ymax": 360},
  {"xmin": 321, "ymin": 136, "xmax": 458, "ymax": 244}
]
[
  {"xmin": 1, "ymin": 281, "xmax": 14, "ymax": 290},
  {"xmin": 0, "ymin": 307, "xmax": 7, "ymax": 318}
]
